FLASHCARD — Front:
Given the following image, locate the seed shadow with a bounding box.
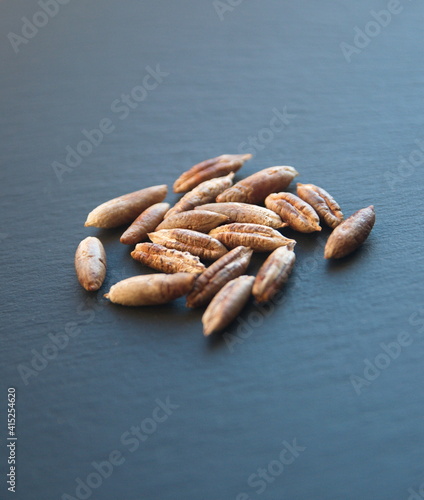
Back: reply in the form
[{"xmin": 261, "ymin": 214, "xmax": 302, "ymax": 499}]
[{"xmin": 326, "ymin": 240, "xmax": 375, "ymax": 273}]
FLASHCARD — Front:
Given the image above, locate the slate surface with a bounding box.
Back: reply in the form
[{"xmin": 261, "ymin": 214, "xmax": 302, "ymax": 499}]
[{"xmin": 1, "ymin": 1, "xmax": 423, "ymax": 499}]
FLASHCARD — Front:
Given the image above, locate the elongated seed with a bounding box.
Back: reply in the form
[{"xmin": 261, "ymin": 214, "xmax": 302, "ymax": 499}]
[
  {"xmin": 252, "ymin": 246, "xmax": 296, "ymax": 303},
  {"xmin": 120, "ymin": 202, "xmax": 170, "ymax": 245},
  {"xmin": 209, "ymin": 223, "xmax": 296, "ymax": 252},
  {"xmin": 165, "ymin": 174, "xmax": 234, "ymax": 219},
  {"xmin": 85, "ymin": 185, "xmax": 168, "ymax": 228},
  {"xmin": 131, "ymin": 243, "xmax": 205, "ymax": 274},
  {"xmin": 156, "ymin": 210, "xmax": 229, "ymax": 233},
  {"xmin": 75, "ymin": 237, "xmax": 107, "ymax": 291},
  {"xmin": 324, "ymin": 206, "xmax": 375, "ymax": 259},
  {"xmin": 148, "ymin": 228, "xmax": 228, "ymax": 260},
  {"xmin": 104, "ymin": 273, "xmax": 195, "ymax": 306},
  {"xmin": 202, "ymin": 275, "xmax": 254, "ymax": 336},
  {"xmin": 216, "ymin": 166, "xmax": 298, "ymax": 204},
  {"xmin": 195, "ymin": 202, "xmax": 286, "ymax": 228},
  {"xmin": 265, "ymin": 192, "xmax": 321, "ymax": 232},
  {"xmin": 186, "ymin": 246, "xmax": 253, "ymax": 308},
  {"xmin": 296, "ymin": 183, "xmax": 343, "ymax": 229},
  {"xmin": 173, "ymin": 154, "xmax": 252, "ymax": 193}
]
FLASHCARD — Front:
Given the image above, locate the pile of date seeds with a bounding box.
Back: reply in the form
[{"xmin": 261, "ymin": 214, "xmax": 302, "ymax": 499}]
[{"xmin": 75, "ymin": 154, "xmax": 376, "ymax": 336}]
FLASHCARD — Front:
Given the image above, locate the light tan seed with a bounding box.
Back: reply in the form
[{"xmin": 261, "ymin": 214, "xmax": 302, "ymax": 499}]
[
  {"xmin": 202, "ymin": 275, "xmax": 254, "ymax": 336},
  {"xmin": 148, "ymin": 229, "xmax": 228, "ymax": 260},
  {"xmin": 265, "ymin": 192, "xmax": 321, "ymax": 233},
  {"xmin": 165, "ymin": 174, "xmax": 234, "ymax": 219},
  {"xmin": 131, "ymin": 243, "xmax": 206, "ymax": 274},
  {"xmin": 216, "ymin": 166, "xmax": 298, "ymax": 204},
  {"xmin": 75, "ymin": 236, "xmax": 107, "ymax": 291},
  {"xmin": 104, "ymin": 273, "xmax": 195, "ymax": 306},
  {"xmin": 155, "ymin": 210, "xmax": 229, "ymax": 233},
  {"xmin": 296, "ymin": 183, "xmax": 343, "ymax": 229},
  {"xmin": 173, "ymin": 154, "xmax": 252, "ymax": 193},
  {"xmin": 253, "ymin": 246, "xmax": 296, "ymax": 303},
  {"xmin": 85, "ymin": 185, "xmax": 168, "ymax": 228},
  {"xmin": 186, "ymin": 246, "xmax": 253, "ymax": 308},
  {"xmin": 195, "ymin": 202, "xmax": 286, "ymax": 229},
  {"xmin": 324, "ymin": 206, "xmax": 375, "ymax": 259},
  {"xmin": 209, "ymin": 223, "xmax": 296, "ymax": 252},
  {"xmin": 120, "ymin": 202, "xmax": 170, "ymax": 245}
]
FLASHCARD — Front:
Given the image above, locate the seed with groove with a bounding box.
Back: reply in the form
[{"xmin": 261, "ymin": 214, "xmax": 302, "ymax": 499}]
[
  {"xmin": 85, "ymin": 185, "xmax": 168, "ymax": 228},
  {"xmin": 202, "ymin": 275, "xmax": 254, "ymax": 336},
  {"xmin": 148, "ymin": 229, "xmax": 228, "ymax": 260},
  {"xmin": 195, "ymin": 202, "xmax": 286, "ymax": 229},
  {"xmin": 265, "ymin": 192, "xmax": 321, "ymax": 232},
  {"xmin": 186, "ymin": 246, "xmax": 253, "ymax": 308},
  {"xmin": 324, "ymin": 206, "xmax": 375, "ymax": 259},
  {"xmin": 75, "ymin": 237, "xmax": 107, "ymax": 291},
  {"xmin": 216, "ymin": 166, "xmax": 298, "ymax": 204},
  {"xmin": 165, "ymin": 174, "xmax": 234, "ymax": 219},
  {"xmin": 156, "ymin": 210, "xmax": 229, "ymax": 233},
  {"xmin": 253, "ymin": 246, "xmax": 296, "ymax": 303},
  {"xmin": 120, "ymin": 202, "xmax": 170, "ymax": 245},
  {"xmin": 104, "ymin": 273, "xmax": 195, "ymax": 306},
  {"xmin": 296, "ymin": 183, "xmax": 343, "ymax": 229},
  {"xmin": 209, "ymin": 223, "xmax": 296, "ymax": 252},
  {"xmin": 131, "ymin": 243, "xmax": 205, "ymax": 274},
  {"xmin": 173, "ymin": 154, "xmax": 252, "ymax": 193}
]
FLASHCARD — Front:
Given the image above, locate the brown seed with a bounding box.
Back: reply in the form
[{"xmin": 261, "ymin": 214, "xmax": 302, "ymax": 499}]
[
  {"xmin": 75, "ymin": 236, "xmax": 107, "ymax": 291},
  {"xmin": 186, "ymin": 246, "xmax": 253, "ymax": 308},
  {"xmin": 131, "ymin": 243, "xmax": 206, "ymax": 274},
  {"xmin": 120, "ymin": 202, "xmax": 170, "ymax": 245},
  {"xmin": 173, "ymin": 154, "xmax": 252, "ymax": 193},
  {"xmin": 104, "ymin": 273, "xmax": 195, "ymax": 306},
  {"xmin": 148, "ymin": 229, "xmax": 228, "ymax": 261},
  {"xmin": 216, "ymin": 166, "xmax": 298, "ymax": 204},
  {"xmin": 296, "ymin": 183, "xmax": 343, "ymax": 229},
  {"xmin": 209, "ymin": 223, "xmax": 296, "ymax": 252},
  {"xmin": 85, "ymin": 185, "xmax": 168, "ymax": 228},
  {"xmin": 265, "ymin": 192, "xmax": 321, "ymax": 233},
  {"xmin": 253, "ymin": 246, "xmax": 296, "ymax": 303},
  {"xmin": 202, "ymin": 275, "xmax": 254, "ymax": 336},
  {"xmin": 324, "ymin": 206, "xmax": 375, "ymax": 259},
  {"xmin": 155, "ymin": 210, "xmax": 229, "ymax": 233},
  {"xmin": 195, "ymin": 202, "xmax": 286, "ymax": 229},
  {"xmin": 165, "ymin": 174, "xmax": 234, "ymax": 219}
]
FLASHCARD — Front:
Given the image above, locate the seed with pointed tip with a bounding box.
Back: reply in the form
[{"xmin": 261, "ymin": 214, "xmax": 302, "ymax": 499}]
[
  {"xmin": 75, "ymin": 237, "xmax": 107, "ymax": 291},
  {"xmin": 296, "ymin": 183, "xmax": 343, "ymax": 229},
  {"xmin": 202, "ymin": 275, "xmax": 254, "ymax": 336},
  {"xmin": 186, "ymin": 246, "xmax": 253, "ymax": 308},
  {"xmin": 156, "ymin": 210, "xmax": 229, "ymax": 233},
  {"xmin": 173, "ymin": 154, "xmax": 252, "ymax": 193},
  {"xmin": 148, "ymin": 229, "xmax": 228, "ymax": 260},
  {"xmin": 165, "ymin": 174, "xmax": 234, "ymax": 219},
  {"xmin": 104, "ymin": 273, "xmax": 195, "ymax": 306},
  {"xmin": 216, "ymin": 166, "xmax": 298, "ymax": 204},
  {"xmin": 209, "ymin": 223, "xmax": 296, "ymax": 252},
  {"xmin": 324, "ymin": 206, "xmax": 375, "ymax": 259},
  {"xmin": 265, "ymin": 192, "xmax": 321, "ymax": 233},
  {"xmin": 120, "ymin": 202, "xmax": 170, "ymax": 245},
  {"xmin": 253, "ymin": 246, "xmax": 296, "ymax": 303},
  {"xmin": 85, "ymin": 185, "xmax": 168, "ymax": 228},
  {"xmin": 195, "ymin": 202, "xmax": 286, "ymax": 228},
  {"xmin": 131, "ymin": 243, "xmax": 205, "ymax": 274}
]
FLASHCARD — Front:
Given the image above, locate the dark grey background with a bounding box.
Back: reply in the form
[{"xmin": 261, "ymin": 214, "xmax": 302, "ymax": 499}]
[{"xmin": 1, "ymin": 1, "xmax": 423, "ymax": 499}]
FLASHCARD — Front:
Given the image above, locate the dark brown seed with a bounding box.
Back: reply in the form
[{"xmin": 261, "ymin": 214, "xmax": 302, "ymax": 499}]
[
  {"xmin": 120, "ymin": 202, "xmax": 170, "ymax": 245},
  {"xmin": 324, "ymin": 206, "xmax": 375, "ymax": 259},
  {"xmin": 296, "ymin": 183, "xmax": 343, "ymax": 229},
  {"xmin": 186, "ymin": 246, "xmax": 253, "ymax": 308},
  {"xmin": 173, "ymin": 154, "xmax": 252, "ymax": 193},
  {"xmin": 265, "ymin": 192, "xmax": 321, "ymax": 233},
  {"xmin": 216, "ymin": 166, "xmax": 298, "ymax": 204}
]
